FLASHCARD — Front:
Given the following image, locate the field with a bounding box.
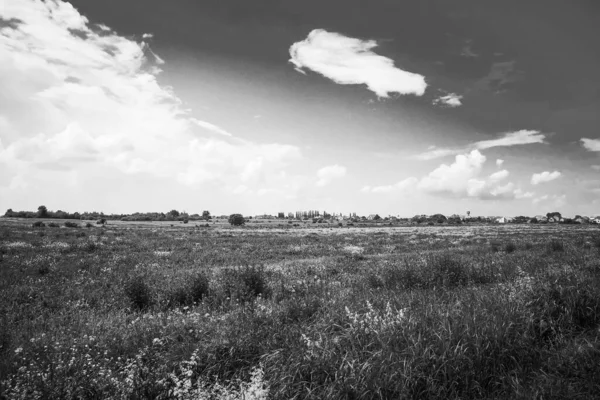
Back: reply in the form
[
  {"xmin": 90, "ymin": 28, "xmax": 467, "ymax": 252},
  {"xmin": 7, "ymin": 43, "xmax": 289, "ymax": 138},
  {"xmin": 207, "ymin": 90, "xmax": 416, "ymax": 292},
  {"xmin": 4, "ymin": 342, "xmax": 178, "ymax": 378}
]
[{"xmin": 1, "ymin": 219, "xmax": 600, "ymax": 399}]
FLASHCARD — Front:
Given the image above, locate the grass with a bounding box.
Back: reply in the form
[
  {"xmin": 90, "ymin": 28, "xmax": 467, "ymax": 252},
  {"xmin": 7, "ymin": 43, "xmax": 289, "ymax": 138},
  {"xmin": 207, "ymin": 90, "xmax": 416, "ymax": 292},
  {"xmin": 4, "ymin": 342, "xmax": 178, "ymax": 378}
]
[{"xmin": 0, "ymin": 219, "xmax": 599, "ymax": 398}]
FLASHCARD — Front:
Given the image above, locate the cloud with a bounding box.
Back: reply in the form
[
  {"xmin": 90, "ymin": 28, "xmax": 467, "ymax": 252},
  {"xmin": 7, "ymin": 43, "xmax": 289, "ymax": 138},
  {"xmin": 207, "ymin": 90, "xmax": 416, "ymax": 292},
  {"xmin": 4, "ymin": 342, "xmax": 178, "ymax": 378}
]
[
  {"xmin": 364, "ymin": 150, "xmax": 526, "ymax": 200},
  {"xmin": 0, "ymin": 0, "xmax": 303, "ymax": 196},
  {"xmin": 475, "ymin": 60, "xmax": 521, "ymax": 94},
  {"xmin": 433, "ymin": 93, "xmax": 462, "ymax": 108},
  {"xmin": 531, "ymin": 171, "xmax": 562, "ymax": 185},
  {"xmin": 496, "ymin": 159, "xmax": 504, "ymax": 166},
  {"xmin": 592, "ymin": 165, "xmax": 600, "ymax": 171},
  {"xmin": 361, "ymin": 177, "xmax": 418, "ymax": 194},
  {"xmin": 415, "ymin": 130, "xmax": 546, "ymax": 160},
  {"xmin": 489, "ymin": 169, "xmax": 509, "ymax": 180},
  {"xmin": 581, "ymin": 138, "xmax": 600, "ymax": 152},
  {"xmin": 316, "ymin": 164, "xmax": 346, "ymax": 186},
  {"xmin": 532, "ymin": 194, "xmax": 566, "ymax": 208},
  {"xmin": 460, "ymin": 40, "xmax": 478, "ymax": 58},
  {"xmin": 289, "ymin": 29, "xmax": 427, "ymax": 98},
  {"xmin": 189, "ymin": 118, "xmax": 232, "ymax": 137}
]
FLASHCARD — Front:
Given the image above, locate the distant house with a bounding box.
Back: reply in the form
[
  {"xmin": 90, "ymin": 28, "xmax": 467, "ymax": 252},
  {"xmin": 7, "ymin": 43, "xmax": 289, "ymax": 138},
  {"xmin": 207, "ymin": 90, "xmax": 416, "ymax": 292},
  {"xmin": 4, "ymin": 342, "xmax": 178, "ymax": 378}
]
[
  {"xmin": 574, "ymin": 216, "xmax": 589, "ymax": 224},
  {"xmin": 591, "ymin": 218, "xmax": 600, "ymax": 224},
  {"xmin": 496, "ymin": 217, "xmax": 507, "ymax": 224}
]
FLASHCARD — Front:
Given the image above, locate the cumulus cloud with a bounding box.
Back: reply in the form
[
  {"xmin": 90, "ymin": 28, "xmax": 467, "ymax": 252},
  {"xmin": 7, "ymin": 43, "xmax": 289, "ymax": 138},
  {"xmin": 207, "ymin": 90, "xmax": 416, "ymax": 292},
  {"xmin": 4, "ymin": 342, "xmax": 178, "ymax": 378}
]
[
  {"xmin": 363, "ymin": 150, "xmax": 526, "ymax": 200},
  {"xmin": 531, "ymin": 171, "xmax": 562, "ymax": 185},
  {"xmin": 361, "ymin": 177, "xmax": 418, "ymax": 194},
  {"xmin": 289, "ymin": 29, "xmax": 427, "ymax": 98},
  {"xmin": 415, "ymin": 130, "xmax": 546, "ymax": 160},
  {"xmin": 316, "ymin": 164, "xmax": 347, "ymax": 187},
  {"xmin": 581, "ymin": 138, "xmax": 600, "ymax": 152},
  {"xmin": 432, "ymin": 93, "xmax": 462, "ymax": 108},
  {"xmin": 0, "ymin": 0, "xmax": 302, "ymax": 196},
  {"xmin": 496, "ymin": 159, "xmax": 504, "ymax": 166}
]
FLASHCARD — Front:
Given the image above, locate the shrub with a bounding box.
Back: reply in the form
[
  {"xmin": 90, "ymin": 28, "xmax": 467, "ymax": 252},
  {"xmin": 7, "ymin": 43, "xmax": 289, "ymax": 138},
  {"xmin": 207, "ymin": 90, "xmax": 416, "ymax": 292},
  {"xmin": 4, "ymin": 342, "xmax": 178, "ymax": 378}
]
[
  {"xmin": 85, "ymin": 222, "xmax": 93, "ymax": 228},
  {"xmin": 504, "ymin": 242, "xmax": 517, "ymax": 253},
  {"xmin": 31, "ymin": 221, "xmax": 45, "ymax": 228},
  {"xmin": 429, "ymin": 253, "xmax": 469, "ymax": 287},
  {"xmin": 47, "ymin": 222, "xmax": 59, "ymax": 228},
  {"xmin": 124, "ymin": 277, "xmax": 153, "ymax": 311},
  {"xmin": 64, "ymin": 222, "xmax": 79, "ymax": 228},
  {"xmin": 240, "ymin": 266, "xmax": 270, "ymax": 298},
  {"xmin": 189, "ymin": 272, "xmax": 210, "ymax": 303},
  {"xmin": 548, "ymin": 239, "xmax": 564, "ymax": 252},
  {"xmin": 96, "ymin": 218, "xmax": 106, "ymax": 225},
  {"xmin": 168, "ymin": 286, "xmax": 190, "ymax": 308},
  {"xmin": 228, "ymin": 214, "xmax": 246, "ymax": 226}
]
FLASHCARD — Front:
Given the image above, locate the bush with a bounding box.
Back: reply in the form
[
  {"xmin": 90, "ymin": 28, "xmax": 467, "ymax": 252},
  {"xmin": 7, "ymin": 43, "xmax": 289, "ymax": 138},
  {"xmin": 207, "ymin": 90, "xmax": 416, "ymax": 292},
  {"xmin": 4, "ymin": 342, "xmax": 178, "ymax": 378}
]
[
  {"xmin": 168, "ymin": 286, "xmax": 190, "ymax": 308},
  {"xmin": 124, "ymin": 277, "xmax": 153, "ymax": 311},
  {"xmin": 31, "ymin": 221, "xmax": 45, "ymax": 228},
  {"xmin": 189, "ymin": 272, "xmax": 210, "ymax": 303},
  {"xmin": 504, "ymin": 242, "xmax": 517, "ymax": 253},
  {"xmin": 47, "ymin": 222, "xmax": 59, "ymax": 228},
  {"xmin": 548, "ymin": 239, "xmax": 564, "ymax": 252},
  {"xmin": 85, "ymin": 222, "xmax": 93, "ymax": 228},
  {"xmin": 228, "ymin": 214, "xmax": 246, "ymax": 226},
  {"xmin": 64, "ymin": 222, "xmax": 79, "ymax": 228},
  {"xmin": 239, "ymin": 267, "xmax": 271, "ymax": 298},
  {"xmin": 96, "ymin": 218, "xmax": 106, "ymax": 225}
]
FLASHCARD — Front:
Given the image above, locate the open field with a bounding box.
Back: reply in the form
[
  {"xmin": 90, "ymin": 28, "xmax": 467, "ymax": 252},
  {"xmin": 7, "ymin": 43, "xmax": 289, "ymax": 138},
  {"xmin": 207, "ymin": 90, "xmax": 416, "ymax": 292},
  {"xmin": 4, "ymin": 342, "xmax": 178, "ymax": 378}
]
[{"xmin": 1, "ymin": 219, "xmax": 600, "ymax": 399}]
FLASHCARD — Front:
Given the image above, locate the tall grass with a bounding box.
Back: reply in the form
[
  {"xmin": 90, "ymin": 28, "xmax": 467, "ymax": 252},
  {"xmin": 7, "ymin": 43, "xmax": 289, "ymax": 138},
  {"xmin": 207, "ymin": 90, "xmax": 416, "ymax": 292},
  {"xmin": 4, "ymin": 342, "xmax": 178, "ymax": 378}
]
[{"xmin": 1, "ymin": 222, "xmax": 599, "ymax": 398}]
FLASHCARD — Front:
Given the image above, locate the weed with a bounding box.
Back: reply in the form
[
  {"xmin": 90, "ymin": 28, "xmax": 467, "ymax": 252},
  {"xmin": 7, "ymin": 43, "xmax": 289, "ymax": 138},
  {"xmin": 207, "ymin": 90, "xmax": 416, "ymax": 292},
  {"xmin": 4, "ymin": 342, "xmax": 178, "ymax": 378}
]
[
  {"xmin": 548, "ymin": 239, "xmax": 565, "ymax": 252},
  {"xmin": 504, "ymin": 242, "xmax": 517, "ymax": 253},
  {"xmin": 124, "ymin": 277, "xmax": 153, "ymax": 311}
]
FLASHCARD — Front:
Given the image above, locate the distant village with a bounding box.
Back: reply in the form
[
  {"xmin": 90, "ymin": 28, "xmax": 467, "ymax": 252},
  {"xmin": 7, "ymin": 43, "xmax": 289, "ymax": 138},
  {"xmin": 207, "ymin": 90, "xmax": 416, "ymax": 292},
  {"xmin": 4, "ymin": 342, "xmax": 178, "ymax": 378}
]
[{"xmin": 3, "ymin": 207, "xmax": 600, "ymax": 225}]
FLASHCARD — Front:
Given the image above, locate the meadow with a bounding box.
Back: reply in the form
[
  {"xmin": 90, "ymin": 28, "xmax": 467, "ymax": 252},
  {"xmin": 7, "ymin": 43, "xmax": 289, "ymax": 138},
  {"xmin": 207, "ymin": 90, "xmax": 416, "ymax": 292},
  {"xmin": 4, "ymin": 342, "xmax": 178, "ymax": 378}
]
[{"xmin": 1, "ymin": 219, "xmax": 600, "ymax": 399}]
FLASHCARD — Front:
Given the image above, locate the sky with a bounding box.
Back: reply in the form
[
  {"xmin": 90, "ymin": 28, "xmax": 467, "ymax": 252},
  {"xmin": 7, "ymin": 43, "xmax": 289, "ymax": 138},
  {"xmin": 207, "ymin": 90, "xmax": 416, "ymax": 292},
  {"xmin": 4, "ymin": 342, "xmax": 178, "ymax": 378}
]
[{"xmin": 1, "ymin": 0, "xmax": 599, "ymax": 217}]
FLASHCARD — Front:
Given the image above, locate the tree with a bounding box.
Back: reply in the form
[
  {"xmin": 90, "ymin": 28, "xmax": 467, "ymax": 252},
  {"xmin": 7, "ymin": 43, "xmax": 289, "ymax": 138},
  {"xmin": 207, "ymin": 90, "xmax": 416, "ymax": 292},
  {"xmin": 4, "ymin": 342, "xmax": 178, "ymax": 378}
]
[
  {"xmin": 168, "ymin": 209, "xmax": 180, "ymax": 218},
  {"xmin": 37, "ymin": 205, "xmax": 48, "ymax": 218},
  {"xmin": 546, "ymin": 212, "xmax": 562, "ymax": 222},
  {"xmin": 4, "ymin": 209, "xmax": 13, "ymax": 217},
  {"xmin": 202, "ymin": 210, "xmax": 211, "ymax": 220},
  {"xmin": 228, "ymin": 214, "xmax": 245, "ymax": 226}
]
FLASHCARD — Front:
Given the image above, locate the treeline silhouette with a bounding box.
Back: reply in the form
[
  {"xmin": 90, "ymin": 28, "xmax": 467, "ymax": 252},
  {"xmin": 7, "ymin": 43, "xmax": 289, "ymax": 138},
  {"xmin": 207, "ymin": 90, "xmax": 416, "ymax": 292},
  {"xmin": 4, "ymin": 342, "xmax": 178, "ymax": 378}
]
[{"xmin": 3, "ymin": 206, "xmax": 210, "ymax": 222}]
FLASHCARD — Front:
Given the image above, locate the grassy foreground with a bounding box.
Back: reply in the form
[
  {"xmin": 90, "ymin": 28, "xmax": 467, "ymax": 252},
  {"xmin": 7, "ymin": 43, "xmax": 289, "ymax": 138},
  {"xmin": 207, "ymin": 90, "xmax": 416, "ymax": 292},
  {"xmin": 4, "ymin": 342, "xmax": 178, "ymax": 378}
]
[{"xmin": 1, "ymin": 220, "xmax": 600, "ymax": 399}]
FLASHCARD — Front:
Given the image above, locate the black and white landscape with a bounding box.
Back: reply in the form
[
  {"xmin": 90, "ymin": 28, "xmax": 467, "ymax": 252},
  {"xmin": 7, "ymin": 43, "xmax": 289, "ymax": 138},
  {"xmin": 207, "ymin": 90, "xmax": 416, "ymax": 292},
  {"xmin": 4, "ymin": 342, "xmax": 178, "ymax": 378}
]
[{"xmin": 1, "ymin": 1, "xmax": 600, "ymax": 399}]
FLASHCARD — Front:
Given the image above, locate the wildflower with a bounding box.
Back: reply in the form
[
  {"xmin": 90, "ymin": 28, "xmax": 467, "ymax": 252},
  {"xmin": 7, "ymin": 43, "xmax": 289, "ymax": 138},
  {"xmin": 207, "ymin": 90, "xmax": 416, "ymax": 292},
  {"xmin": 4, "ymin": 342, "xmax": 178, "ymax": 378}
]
[{"xmin": 14, "ymin": 347, "xmax": 23, "ymax": 354}]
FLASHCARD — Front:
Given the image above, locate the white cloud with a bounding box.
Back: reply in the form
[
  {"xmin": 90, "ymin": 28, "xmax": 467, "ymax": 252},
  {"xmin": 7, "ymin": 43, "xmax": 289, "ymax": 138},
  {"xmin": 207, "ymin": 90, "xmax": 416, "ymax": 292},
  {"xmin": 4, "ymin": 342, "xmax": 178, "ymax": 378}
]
[
  {"xmin": 364, "ymin": 150, "xmax": 526, "ymax": 200},
  {"xmin": 514, "ymin": 188, "xmax": 534, "ymax": 199},
  {"xmin": 361, "ymin": 177, "xmax": 418, "ymax": 194},
  {"xmin": 289, "ymin": 29, "xmax": 427, "ymax": 98},
  {"xmin": 531, "ymin": 171, "xmax": 562, "ymax": 185},
  {"xmin": 532, "ymin": 194, "xmax": 566, "ymax": 208},
  {"xmin": 189, "ymin": 118, "xmax": 232, "ymax": 137},
  {"xmin": 316, "ymin": 164, "xmax": 346, "ymax": 187},
  {"xmin": 489, "ymin": 169, "xmax": 509, "ymax": 181},
  {"xmin": 0, "ymin": 0, "xmax": 302, "ymax": 196},
  {"xmin": 581, "ymin": 138, "xmax": 600, "ymax": 152},
  {"xmin": 496, "ymin": 159, "xmax": 504, "ymax": 166},
  {"xmin": 415, "ymin": 130, "xmax": 546, "ymax": 160},
  {"xmin": 592, "ymin": 165, "xmax": 600, "ymax": 171},
  {"xmin": 433, "ymin": 93, "xmax": 462, "ymax": 108}
]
